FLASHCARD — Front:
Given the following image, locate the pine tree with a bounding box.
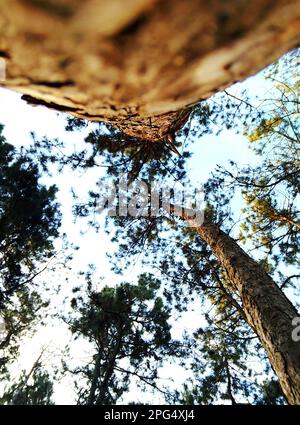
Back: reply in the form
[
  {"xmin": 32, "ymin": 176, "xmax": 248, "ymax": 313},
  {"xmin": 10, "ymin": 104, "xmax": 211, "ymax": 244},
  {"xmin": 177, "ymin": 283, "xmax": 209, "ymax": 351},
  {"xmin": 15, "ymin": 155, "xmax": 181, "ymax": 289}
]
[
  {"xmin": 66, "ymin": 273, "xmax": 183, "ymax": 404},
  {"xmin": 0, "ymin": 124, "xmax": 61, "ymax": 374}
]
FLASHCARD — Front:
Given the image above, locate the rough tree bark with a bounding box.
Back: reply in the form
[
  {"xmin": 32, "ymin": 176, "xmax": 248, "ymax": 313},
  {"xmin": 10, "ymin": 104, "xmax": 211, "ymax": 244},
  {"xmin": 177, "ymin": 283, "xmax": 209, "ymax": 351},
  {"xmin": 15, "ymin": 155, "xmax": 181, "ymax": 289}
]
[
  {"xmin": 0, "ymin": 0, "xmax": 300, "ymax": 140},
  {"xmin": 169, "ymin": 205, "xmax": 300, "ymax": 405}
]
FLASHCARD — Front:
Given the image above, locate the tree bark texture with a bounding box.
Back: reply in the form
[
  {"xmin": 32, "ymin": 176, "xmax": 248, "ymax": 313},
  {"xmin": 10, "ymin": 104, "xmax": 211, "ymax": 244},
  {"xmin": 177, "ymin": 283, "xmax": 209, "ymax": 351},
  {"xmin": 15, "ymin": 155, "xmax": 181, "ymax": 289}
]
[
  {"xmin": 0, "ymin": 0, "xmax": 299, "ymax": 140},
  {"xmin": 171, "ymin": 205, "xmax": 300, "ymax": 405}
]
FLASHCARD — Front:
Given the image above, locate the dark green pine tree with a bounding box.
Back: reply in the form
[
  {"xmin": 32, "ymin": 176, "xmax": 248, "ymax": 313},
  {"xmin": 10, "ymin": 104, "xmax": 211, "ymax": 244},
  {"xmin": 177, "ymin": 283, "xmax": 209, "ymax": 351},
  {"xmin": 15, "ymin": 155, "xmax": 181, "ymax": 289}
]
[
  {"xmin": 0, "ymin": 354, "xmax": 54, "ymax": 405},
  {"xmin": 66, "ymin": 273, "xmax": 183, "ymax": 405},
  {"xmin": 32, "ymin": 118, "xmax": 192, "ymax": 185},
  {"xmin": 0, "ymin": 124, "xmax": 61, "ymax": 374},
  {"xmin": 0, "ymin": 124, "xmax": 61, "ymax": 303}
]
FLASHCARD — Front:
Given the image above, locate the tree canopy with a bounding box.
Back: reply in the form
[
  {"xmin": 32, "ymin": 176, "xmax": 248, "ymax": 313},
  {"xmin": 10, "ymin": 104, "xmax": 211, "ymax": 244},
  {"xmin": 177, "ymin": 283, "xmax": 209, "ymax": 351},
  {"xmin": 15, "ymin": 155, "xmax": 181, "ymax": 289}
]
[
  {"xmin": 0, "ymin": 48, "xmax": 299, "ymax": 405},
  {"xmin": 0, "ymin": 125, "xmax": 61, "ymax": 379}
]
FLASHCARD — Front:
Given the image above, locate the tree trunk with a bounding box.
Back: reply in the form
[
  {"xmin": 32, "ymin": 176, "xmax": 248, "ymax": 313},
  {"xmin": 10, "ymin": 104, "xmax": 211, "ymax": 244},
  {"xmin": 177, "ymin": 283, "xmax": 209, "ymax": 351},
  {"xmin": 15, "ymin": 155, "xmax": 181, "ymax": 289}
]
[
  {"xmin": 170, "ymin": 205, "xmax": 300, "ymax": 405},
  {"xmin": 87, "ymin": 352, "xmax": 102, "ymax": 405},
  {"xmin": 0, "ymin": 0, "xmax": 300, "ymax": 140},
  {"xmin": 96, "ymin": 334, "xmax": 123, "ymax": 405}
]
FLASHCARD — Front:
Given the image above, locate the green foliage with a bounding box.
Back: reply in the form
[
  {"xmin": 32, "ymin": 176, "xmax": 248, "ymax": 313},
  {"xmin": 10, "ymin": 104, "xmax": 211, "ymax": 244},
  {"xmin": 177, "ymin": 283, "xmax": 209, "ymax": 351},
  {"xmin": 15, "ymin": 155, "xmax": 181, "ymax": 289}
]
[
  {"xmin": 0, "ymin": 290, "xmax": 47, "ymax": 378},
  {"xmin": 0, "ymin": 124, "xmax": 61, "ymax": 304},
  {"xmin": 219, "ymin": 57, "xmax": 300, "ymax": 270},
  {"xmin": 254, "ymin": 379, "xmax": 286, "ymax": 405},
  {"xmin": 66, "ymin": 273, "xmax": 183, "ymax": 404},
  {"xmin": 31, "ymin": 121, "xmax": 190, "ymax": 184},
  {"xmin": 174, "ymin": 303, "xmax": 285, "ymax": 405},
  {"xmin": 0, "ymin": 361, "xmax": 54, "ymax": 405},
  {"xmin": 0, "ymin": 124, "xmax": 61, "ymax": 374}
]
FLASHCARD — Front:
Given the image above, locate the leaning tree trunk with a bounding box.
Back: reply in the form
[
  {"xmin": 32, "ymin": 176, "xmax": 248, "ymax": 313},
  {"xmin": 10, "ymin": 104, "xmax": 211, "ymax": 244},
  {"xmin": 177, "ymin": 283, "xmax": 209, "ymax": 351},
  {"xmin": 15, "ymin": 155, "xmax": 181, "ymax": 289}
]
[
  {"xmin": 169, "ymin": 205, "xmax": 300, "ymax": 405},
  {"xmin": 0, "ymin": 0, "xmax": 300, "ymax": 140}
]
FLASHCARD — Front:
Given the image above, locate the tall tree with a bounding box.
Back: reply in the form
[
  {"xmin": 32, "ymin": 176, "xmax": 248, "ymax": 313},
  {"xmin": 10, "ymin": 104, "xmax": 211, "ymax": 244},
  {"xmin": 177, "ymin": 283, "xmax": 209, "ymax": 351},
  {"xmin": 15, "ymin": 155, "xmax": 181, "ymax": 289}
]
[
  {"xmin": 167, "ymin": 204, "xmax": 300, "ymax": 404},
  {"xmin": 0, "ymin": 124, "xmax": 61, "ymax": 374},
  {"xmin": 220, "ymin": 58, "xmax": 300, "ymax": 269},
  {"xmin": 0, "ymin": 124, "xmax": 61, "ymax": 304},
  {"xmin": 0, "ymin": 350, "xmax": 54, "ymax": 405},
  {"xmin": 66, "ymin": 273, "xmax": 183, "ymax": 405}
]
